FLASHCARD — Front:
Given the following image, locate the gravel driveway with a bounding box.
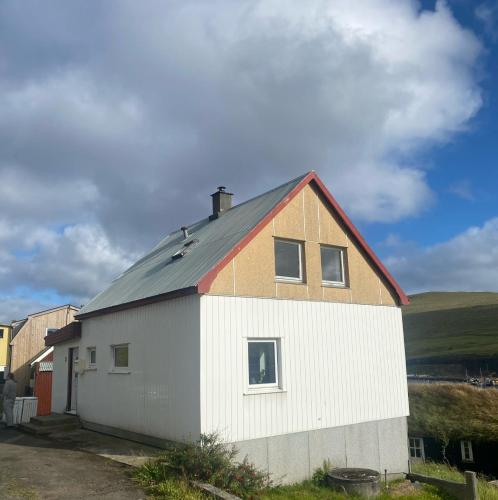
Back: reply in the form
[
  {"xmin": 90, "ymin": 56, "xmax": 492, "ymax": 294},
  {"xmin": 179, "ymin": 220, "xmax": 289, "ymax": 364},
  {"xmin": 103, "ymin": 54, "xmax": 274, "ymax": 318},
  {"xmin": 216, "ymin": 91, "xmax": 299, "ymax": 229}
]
[{"xmin": 0, "ymin": 428, "xmax": 146, "ymax": 499}]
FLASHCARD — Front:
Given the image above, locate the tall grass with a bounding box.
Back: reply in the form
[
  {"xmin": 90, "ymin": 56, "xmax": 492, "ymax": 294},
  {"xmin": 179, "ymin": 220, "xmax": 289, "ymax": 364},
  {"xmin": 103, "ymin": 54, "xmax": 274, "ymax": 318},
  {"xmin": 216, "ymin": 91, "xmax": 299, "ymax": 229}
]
[{"xmin": 409, "ymin": 384, "xmax": 498, "ymax": 442}]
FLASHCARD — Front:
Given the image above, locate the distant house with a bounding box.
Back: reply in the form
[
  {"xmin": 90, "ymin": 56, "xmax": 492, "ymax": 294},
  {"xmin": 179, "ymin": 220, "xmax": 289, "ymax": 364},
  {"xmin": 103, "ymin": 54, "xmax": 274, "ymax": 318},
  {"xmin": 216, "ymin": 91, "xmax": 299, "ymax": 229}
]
[
  {"xmin": 0, "ymin": 322, "xmax": 12, "ymax": 383},
  {"xmin": 10, "ymin": 305, "xmax": 79, "ymax": 395},
  {"xmin": 48, "ymin": 172, "xmax": 410, "ymax": 483},
  {"xmin": 408, "ymin": 384, "xmax": 498, "ymax": 478}
]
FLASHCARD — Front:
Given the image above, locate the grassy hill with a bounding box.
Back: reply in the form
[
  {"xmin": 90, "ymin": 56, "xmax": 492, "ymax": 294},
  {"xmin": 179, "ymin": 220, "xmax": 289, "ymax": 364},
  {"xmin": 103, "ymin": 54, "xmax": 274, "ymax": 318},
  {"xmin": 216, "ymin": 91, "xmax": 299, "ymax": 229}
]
[{"xmin": 403, "ymin": 292, "xmax": 498, "ymax": 376}]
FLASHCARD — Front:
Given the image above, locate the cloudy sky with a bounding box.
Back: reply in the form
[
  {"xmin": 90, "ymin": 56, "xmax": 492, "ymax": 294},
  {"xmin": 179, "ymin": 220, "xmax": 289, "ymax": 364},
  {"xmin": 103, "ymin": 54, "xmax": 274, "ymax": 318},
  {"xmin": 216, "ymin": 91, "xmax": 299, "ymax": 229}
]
[{"xmin": 1, "ymin": 0, "xmax": 497, "ymax": 321}]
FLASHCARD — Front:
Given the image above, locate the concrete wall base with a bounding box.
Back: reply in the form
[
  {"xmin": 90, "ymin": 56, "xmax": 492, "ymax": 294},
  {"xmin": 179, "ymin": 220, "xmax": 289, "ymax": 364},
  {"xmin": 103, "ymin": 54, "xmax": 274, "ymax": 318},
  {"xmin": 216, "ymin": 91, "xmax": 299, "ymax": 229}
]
[
  {"xmin": 80, "ymin": 419, "xmax": 177, "ymax": 450},
  {"xmin": 234, "ymin": 417, "xmax": 409, "ymax": 485}
]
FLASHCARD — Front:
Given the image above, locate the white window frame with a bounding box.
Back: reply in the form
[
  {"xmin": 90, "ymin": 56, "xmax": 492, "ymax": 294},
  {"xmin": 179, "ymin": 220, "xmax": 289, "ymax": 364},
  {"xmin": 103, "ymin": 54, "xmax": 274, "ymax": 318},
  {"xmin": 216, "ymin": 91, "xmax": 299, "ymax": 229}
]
[
  {"xmin": 87, "ymin": 347, "xmax": 97, "ymax": 369},
  {"xmin": 274, "ymin": 239, "xmax": 304, "ymax": 283},
  {"xmin": 247, "ymin": 339, "xmax": 279, "ymax": 389},
  {"xmin": 409, "ymin": 437, "xmax": 425, "ymax": 460},
  {"xmin": 110, "ymin": 343, "xmax": 130, "ymax": 373},
  {"xmin": 460, "ymin": 440, "xmax": 474, "ymax": 462},
  {"xmin": 45, "ymin": 327, "xmax": 58, "ymax": 337},
  {"xmin": 321, "ymin": 245, "xmax": 346, "ymax": 287}
]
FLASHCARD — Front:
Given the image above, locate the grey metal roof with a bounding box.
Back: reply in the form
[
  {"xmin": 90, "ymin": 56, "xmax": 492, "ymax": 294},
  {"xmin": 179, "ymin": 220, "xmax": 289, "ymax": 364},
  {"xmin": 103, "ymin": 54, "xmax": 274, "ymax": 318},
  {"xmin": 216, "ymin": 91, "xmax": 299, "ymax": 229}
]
[{"xmin": 78, "ymin": 173, "xmax": 308, "ymax": 317}]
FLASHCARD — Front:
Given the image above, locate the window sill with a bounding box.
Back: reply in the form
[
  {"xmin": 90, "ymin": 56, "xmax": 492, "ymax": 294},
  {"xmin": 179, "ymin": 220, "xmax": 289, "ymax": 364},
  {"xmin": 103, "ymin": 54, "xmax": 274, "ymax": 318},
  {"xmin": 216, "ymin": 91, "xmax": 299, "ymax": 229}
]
[
  {"xmin": 243, "ymin": 387, "xmax": 286, "ymax": 396},
  {"xmin": 322, "ymin": 282, "xmax": 348, "ymax": 288},
  {"xmin": 84, "ymin": 367, "xmax": 97, "ymax": 372},
  {"xmin": 275, "ymin": 278, "xmax": 305, "ymax": 285},
  {"xmin": 108, "ymin": 369, "xmax": 131, "ymax": 374}
]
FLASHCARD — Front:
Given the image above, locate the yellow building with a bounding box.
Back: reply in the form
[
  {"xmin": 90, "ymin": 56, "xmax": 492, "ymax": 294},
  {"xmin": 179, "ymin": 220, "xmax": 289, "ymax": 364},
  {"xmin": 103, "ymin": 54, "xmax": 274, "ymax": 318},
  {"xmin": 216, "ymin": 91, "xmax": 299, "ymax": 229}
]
[{"xmin": 0, "ymin": 322, "xmax": 12, "ymax": 382}]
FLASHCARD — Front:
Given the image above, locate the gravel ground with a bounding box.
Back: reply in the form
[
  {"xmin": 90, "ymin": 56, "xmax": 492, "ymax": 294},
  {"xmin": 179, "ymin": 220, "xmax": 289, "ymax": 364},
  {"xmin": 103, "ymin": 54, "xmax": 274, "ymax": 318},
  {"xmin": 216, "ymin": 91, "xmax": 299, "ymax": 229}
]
[{"xmin": 0, "ymin": 428, "xmax": 146, "ymax": 499}]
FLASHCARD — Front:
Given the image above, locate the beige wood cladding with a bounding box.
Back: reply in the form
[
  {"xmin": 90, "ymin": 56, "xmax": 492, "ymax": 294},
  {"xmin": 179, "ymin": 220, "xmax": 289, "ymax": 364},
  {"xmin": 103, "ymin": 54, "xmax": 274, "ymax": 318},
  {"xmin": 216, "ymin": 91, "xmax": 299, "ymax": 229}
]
[
  {"xmin": 10, "ymin": 305, "xmax": 78, "ymax": 395},
  {"xmin": 208, "ymin": 184, "xmax": 398, "ymax": 306}
]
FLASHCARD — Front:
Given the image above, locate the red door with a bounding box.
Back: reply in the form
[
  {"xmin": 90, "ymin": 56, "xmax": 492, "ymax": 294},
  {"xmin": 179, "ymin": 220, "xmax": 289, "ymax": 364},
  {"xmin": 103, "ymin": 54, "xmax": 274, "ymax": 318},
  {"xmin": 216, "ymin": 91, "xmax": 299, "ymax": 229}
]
[{"xmin": 34, "ymin": 353, "xmax": 53, "ymax": 416}]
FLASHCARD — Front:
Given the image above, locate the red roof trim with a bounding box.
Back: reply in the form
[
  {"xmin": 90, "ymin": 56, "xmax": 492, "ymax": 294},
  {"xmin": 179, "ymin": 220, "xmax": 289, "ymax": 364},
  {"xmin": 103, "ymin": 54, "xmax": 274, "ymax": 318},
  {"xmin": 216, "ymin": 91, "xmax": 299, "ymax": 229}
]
[
  {"xmin": 311, "ymin": 173, "xmax": 409, "ymax": 305},
  {"xmin": 197, "ymin": 171, "xmax": 409, "ymax": 305}
]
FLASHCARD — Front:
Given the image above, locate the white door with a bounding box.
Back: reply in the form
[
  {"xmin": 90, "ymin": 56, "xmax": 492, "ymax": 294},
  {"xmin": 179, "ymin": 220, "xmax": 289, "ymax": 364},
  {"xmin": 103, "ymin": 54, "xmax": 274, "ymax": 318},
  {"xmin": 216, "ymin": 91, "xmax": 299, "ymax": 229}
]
[{"xmin": 67, "ymin": 347, "xmax": 79, "ymax": 413}]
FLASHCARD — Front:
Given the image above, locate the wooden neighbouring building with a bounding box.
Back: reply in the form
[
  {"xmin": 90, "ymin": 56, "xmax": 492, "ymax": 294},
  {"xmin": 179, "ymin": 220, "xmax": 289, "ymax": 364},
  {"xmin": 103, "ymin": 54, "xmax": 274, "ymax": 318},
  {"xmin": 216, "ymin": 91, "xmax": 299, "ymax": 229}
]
[{"xmin": 10, "ymin": 305, "xmax": 78, "ymax": 396}]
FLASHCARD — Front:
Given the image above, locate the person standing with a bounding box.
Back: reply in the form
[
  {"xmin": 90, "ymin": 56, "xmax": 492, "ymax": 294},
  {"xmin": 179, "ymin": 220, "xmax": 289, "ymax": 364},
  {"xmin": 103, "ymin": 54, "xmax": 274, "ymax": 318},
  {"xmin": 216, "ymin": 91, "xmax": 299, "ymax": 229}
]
[{"xmin": 2, "ymin": 373, "xmax": 17, "ymax": 428}]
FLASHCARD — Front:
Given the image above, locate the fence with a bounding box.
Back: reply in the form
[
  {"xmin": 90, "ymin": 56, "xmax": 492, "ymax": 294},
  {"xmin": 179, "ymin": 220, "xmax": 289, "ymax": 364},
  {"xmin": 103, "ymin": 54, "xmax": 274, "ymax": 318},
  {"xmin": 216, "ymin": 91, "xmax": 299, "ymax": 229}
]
[
  {"xmin": 407, "ymin": 471, "xmax": 478, "ymax": 500},
  {"xmin": 13, "ymin": 397, "xmax": 38, "ymax": 424}
]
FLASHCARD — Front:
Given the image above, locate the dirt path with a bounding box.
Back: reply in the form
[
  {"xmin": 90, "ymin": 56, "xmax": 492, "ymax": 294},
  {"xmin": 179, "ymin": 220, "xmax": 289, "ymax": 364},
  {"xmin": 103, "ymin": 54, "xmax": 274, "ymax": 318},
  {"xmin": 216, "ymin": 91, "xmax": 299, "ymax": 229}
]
[{"xmin": 0, "ymin": 429, "xmax": 146, "ymax": 499}]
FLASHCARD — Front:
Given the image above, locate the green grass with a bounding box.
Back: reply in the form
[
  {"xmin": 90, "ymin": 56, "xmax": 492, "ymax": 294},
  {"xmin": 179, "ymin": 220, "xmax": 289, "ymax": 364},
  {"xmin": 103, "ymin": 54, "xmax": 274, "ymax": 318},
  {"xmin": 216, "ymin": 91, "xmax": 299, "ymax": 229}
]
[
  {"xmin": 134, "ymin": 462, "xmax": 207, "ymax": 499},
  {"xmin": 136, "ymin": 457, "xmax": 498, "ymax": 499},
  {"xmin": 412, "ymin": 462, "xmax": 498, "ymax": 500},
  {"xmin": 402, "ymin": 292, "xmax": 498, "ymax": 361}
]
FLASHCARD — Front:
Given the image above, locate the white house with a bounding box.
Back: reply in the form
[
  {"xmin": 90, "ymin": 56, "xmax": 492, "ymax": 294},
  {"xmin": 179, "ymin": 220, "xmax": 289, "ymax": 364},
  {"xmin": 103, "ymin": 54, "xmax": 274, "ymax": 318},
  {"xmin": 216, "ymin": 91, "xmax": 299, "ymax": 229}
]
[{"xmin": 47, "ymin": 171, "xmax": 410, "ymax": 482}]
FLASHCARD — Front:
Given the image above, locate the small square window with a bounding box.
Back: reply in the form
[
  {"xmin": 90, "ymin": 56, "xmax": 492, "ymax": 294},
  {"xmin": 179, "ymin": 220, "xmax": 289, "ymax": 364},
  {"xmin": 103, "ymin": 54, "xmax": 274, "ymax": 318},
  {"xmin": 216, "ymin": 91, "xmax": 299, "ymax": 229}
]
[
  {"xmin": 248, "ymin": 340, "xmax": 278, "ymax": 387},
  {"xmin": 46, "ymin": 328, "xmax": 58, "ymax": 336},
  {"xmin": 409, "ymin": 437, "xmax": 424, "ymax": 460},
  {"xmin": 274, "ymin": 239, "xmax": 303, "ymax": 282},
  {"xmin": 88, "ymin": 347, "xmax": 96, "ymax": 367},
  {"xmin": 112, "ymin": 344, "xmax": 129, "ymax": 369},
  {"xmin": 321, "ymin": 246, "xmax": 346, "ymax": 286}
]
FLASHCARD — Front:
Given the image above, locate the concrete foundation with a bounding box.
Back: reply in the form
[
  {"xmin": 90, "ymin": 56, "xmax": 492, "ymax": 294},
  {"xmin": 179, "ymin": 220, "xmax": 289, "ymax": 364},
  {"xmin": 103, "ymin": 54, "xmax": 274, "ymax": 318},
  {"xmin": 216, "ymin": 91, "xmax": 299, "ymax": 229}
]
[{"xmin": 234, "ymin": 417, "xmax": 409, "ymax": 484}]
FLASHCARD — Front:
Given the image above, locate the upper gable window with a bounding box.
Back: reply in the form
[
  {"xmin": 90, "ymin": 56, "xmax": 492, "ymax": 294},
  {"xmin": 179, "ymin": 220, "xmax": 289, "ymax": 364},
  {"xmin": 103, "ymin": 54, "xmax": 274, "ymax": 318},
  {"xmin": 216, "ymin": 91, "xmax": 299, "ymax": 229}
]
[
  {"xmin": 274, "ymin": 239, "xmax": 303, "ymax": 282},
  {"xmin": 321, "ymin": 245, "xmax": 346, "ymax": 286},
  {"xmin": 0, "ymin": 329, "xmax": 3, "ymax": 339}
]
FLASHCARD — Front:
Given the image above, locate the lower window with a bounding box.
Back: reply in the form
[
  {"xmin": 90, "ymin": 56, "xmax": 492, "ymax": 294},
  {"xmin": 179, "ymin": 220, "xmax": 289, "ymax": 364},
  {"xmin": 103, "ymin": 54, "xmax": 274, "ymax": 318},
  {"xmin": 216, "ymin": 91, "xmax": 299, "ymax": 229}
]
[
  {"xmin": 248, "ymin": 339, "xmax": 278, "ymax": 388},
  {"xmin": 409, "ymin": 437, "xmax": 424, "ymax": 459},
  {"xmin": 112, "ymin": 344, "xmax": 129, "ymax": 369},
  {"xmin": 87, "ymin": 347, "xmax": 96, "ymax": 367}
]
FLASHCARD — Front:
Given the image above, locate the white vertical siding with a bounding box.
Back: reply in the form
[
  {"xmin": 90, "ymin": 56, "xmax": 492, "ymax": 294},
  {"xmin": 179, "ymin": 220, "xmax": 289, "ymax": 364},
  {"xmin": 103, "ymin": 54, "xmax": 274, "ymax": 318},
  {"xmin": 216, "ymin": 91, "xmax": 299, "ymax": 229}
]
[
  {"xmin": 200, "ymin": 295, "xmax": 409, "ymax": 442},
  {"xmin": 76, "ymin": 295, "xmax": 201, "ymax": 442},
  {"xmin": 52, "ymin": 338, "xmax": 79, "ymax": 413}
]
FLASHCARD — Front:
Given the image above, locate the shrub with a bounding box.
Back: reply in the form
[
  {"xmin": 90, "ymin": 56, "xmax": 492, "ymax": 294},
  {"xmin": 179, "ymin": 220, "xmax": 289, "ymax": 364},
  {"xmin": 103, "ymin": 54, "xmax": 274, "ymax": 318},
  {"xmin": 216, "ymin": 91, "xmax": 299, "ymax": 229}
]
[
  {"xmin": 311, "ymin": 459, "xmax": 333, "ymax": 486},
  {"xmin": 136, "ymin": 433, "xmax": 271, "ymax": 499}
]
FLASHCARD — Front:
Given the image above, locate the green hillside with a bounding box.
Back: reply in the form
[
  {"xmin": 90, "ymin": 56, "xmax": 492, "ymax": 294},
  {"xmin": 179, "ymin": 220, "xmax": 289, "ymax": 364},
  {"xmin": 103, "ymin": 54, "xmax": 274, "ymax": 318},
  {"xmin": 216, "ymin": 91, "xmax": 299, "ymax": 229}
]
[{"xmin": 402, "ymin": 292, "xmax": 498, "ymax": 375}]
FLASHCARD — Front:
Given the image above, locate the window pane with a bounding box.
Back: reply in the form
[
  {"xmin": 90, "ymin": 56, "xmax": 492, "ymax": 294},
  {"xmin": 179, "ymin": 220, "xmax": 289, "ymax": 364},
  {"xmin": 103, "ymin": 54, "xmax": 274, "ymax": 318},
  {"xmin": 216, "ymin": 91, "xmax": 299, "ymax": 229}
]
[
  {"xmin": 0, "ymin": 329, "xmax": 3, "ymax": 339},
  {"xmin": 275, "ymin": 240, "xmax": 301, "ymax": 279},
  {"xmin": 90, "ymin": 349, "xmax": 96, "ymax": 364},
  {"xmin": 321, "ymin": 247, "xmax": 344, "ymax": 283},
  {"xmin": 114, "ymin": 346, "xmax": 128, "ymax": 368},
  {"xmin": 248, "ymin": 342, "xmax": 276, "ymax": 385}
]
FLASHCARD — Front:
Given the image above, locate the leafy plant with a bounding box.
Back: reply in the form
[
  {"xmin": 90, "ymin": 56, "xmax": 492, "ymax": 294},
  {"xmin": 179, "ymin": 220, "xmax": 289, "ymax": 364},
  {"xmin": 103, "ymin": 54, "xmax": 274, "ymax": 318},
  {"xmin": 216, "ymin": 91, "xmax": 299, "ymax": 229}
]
[
  {"xmin": 311, "ymin": 459, "xmax": 333, "ymax": 486},
  {"xmin": 136, "ymin": 433, "xmax": 270, "ymax": 498}
]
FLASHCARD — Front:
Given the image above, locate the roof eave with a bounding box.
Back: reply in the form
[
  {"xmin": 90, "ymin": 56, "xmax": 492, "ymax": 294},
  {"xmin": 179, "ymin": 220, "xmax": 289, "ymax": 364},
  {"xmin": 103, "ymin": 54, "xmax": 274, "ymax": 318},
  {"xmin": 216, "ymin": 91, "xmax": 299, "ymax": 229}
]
[{"xmin": 75, "ymin": 286, "xmax": 198, "ymax": 320}]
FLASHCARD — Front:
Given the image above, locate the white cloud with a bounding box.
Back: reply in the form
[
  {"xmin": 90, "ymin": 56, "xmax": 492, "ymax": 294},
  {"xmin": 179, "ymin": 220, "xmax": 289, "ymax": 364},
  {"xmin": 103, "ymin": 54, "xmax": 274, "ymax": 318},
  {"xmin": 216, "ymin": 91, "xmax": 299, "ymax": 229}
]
[
  {"xmin": 0, "ymin": 223, "xmax": 137, "ymax": 322},
  {"xmin": 386, "ymin": 218, "xmax": 498, "ymax": 293},
  {"xmin": 448, "ymin": 179, "xmax": 475, "ymax": 201},
  {"xmin": 0, "ymin": 0, "xmax": 486, "ymax": 317},
  {"xmin": 476, "ymin": 2, "xmax": 498, "ymax": 41},
  {"xmin": 0, "ymin": 296, "xmax": 50, "ymax": 324}
]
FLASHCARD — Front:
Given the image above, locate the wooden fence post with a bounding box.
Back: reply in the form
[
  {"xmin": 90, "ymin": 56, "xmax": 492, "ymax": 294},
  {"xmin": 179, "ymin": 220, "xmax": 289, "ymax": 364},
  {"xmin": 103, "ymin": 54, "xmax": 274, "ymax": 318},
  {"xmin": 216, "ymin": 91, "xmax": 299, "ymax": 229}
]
[{"xmin": 464, "ymin": 471, "xmax": 478, "ymax": 500}]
